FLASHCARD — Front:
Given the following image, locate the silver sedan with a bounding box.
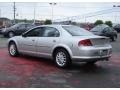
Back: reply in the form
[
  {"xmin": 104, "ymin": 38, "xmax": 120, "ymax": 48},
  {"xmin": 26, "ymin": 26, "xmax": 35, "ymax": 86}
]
[{"xmin": 8, "ymin": 25, "xmax": 112, "ymax": 68}]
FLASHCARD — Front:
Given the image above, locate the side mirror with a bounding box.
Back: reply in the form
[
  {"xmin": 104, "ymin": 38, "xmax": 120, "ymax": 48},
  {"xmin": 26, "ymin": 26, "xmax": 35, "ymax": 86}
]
[
  {"xmin": 22, "ymin": 33, "xmax": 26, "ymax": 37},
  {"xmin": 55, "ymin": 32, "xmax": 60, "ymax": 37}
]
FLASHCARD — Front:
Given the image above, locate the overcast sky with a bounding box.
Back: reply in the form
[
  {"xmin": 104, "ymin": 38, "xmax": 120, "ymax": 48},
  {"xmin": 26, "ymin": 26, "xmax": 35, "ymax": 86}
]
[{"xmin": 0, "ymin": 2, "xmax": 120, "ymax": 23}]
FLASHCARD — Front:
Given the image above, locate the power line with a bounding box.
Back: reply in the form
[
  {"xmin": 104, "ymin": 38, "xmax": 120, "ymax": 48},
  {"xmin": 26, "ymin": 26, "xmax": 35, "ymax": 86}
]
[{"xmin": 54, "ymin": 8, "xmax": 118, "ymax": 22}]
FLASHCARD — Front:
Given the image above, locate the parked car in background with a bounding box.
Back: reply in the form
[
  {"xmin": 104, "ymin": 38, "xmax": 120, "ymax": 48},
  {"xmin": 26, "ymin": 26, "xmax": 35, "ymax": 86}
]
[
  {"xmin": 90, "ymin": 24, "xmax": 117, "ymax": 41},
  {"xmin": 0, "ymin": 28, "xmax": 2, "ymax": 34},
  {"xmin": 8, "ymin": 25, "xmax": 112, "ymax": 68},
  {"xmin": 0, "ymin": 26, "xmax": 5, "ymax": 34},
  {"xmin": 113, "ymin": 24, "xmax": 120, "ymax": 33},
  {"xmin": 1, "ymin": 23, "xmax": 36, "ymax": 38}
]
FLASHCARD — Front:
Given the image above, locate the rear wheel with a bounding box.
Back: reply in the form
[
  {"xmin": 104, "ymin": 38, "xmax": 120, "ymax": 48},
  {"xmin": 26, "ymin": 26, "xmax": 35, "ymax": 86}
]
[
  {"xmin": 8, "ymin": 42, "xmax": 19, "ymax": 57},
  {"xmin": 54, "ymin": 49, "xmax": 71, "ymax": 68}
]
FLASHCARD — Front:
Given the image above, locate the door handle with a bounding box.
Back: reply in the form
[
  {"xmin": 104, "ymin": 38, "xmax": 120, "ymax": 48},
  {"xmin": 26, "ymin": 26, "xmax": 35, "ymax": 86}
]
[
  {"xmin": 53, "ymin": 40, "xmax": 56, "ymax": 42},
  {"xmin": 32, "ymin": 40, "xmax": 35, "ymax": 41}
]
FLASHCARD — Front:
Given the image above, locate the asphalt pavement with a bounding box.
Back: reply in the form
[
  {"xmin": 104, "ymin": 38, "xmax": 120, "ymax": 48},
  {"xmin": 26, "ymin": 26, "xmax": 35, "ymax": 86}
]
[{"xmin": 0, "ymin": 34, "xmax": 120, "ymax": 88}]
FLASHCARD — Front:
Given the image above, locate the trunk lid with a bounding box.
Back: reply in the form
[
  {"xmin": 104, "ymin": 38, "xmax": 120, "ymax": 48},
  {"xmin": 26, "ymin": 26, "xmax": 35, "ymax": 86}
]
[{"xmin": 73, "ymin": 35, "xmax": 110, "ymax": 46}]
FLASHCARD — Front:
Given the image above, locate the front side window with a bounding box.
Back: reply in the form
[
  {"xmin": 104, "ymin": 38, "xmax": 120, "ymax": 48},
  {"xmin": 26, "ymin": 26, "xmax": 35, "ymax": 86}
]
[
  {"xmin": 25, "ymin": 27, "xmax": 44, "ymax": 37},
  {"xmin": 26, "ymin": 24, "xmax": 35, "ymax": 29},
  {"xmin": 63, "ymin": 26, "xmax": 93, "ymax": 36}
]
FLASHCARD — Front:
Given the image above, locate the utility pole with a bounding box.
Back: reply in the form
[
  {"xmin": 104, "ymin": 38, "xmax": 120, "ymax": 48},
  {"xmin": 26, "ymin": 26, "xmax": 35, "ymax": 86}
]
[
  {"xmin": 13, "ymin": 2, "xmax": 16, "ymax": 24},
  {"xmin": 49, "ymin": 3, "xmax": 57, "ymax": 23},
  {"xmin": 113, "ymin": 5, "xmax": 120, "ymax": 23},
  {"xmin": 33, "ymin": 3, "xmax": 36, "ymax": 24},
  {"xmin": 0, "ymin": 9, "xmax": 1, "ymax": 17}
]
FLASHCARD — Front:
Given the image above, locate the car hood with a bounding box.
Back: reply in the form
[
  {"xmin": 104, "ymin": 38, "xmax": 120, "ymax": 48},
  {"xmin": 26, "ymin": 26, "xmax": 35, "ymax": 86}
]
[{"xmin": 2, "ymin": 27, "xmax": 14, "ymax": 32}]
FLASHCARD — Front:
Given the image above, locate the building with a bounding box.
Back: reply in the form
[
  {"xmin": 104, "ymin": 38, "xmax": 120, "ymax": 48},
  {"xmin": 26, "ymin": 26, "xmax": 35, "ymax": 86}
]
[{"xmin": 0, "ymin": 17, "xmax": 12, "ymax": 28}]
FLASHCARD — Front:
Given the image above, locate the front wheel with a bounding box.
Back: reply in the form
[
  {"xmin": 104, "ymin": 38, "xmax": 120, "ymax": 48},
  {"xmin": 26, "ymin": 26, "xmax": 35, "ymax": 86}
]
[
  {"xmin": 8, "ymin": 42, "xmax": 19, "ymax": 57},
  {"xmin": 54, "ymin": 49, "xmax": 71, "ymax": 68}
]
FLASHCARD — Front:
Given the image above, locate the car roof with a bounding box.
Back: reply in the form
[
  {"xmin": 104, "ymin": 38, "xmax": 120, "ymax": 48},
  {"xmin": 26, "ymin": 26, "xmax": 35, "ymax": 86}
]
[
  {"xmin": 33, "ymin": 24, "xmax": 74, "ymax": 28},
  {"xmin": 37, "ymin": 24, "xmax": 72, "ymax": 26},
  {"xmin": 15, "ymin": 23, "xmax": 33, "ymax": 25}
]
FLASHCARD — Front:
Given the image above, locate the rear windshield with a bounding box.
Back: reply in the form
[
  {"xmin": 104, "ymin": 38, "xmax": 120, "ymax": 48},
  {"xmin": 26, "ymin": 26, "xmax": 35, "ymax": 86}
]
[{"xmin": 62, "ymin": 26, "xmax": 93, "ymax": 36}]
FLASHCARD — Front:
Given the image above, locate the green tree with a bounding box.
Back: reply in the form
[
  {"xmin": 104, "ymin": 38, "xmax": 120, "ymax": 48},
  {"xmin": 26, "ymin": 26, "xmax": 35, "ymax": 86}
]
[
  {"xmin": 105, "ymin": 21, "xmax": 112, "ymax": 27},
  {"xmin": 44, "ymin": 19, "xmax": 52, "ymax": 25},
  {"xmin": 94, "ymin": 20, "xmax": 104, "ymax": 26}
]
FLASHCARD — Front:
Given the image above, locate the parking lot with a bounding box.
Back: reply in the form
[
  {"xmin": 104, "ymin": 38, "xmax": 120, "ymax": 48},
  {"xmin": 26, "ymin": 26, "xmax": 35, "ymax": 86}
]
[{"xmin": 0, "ymin": 34, "xmax": 120, "ymax": 88}]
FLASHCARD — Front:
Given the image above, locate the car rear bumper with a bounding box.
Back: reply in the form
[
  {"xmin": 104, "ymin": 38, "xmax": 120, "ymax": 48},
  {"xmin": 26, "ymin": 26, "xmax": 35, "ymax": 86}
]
[
  {"xmin": 71, "ymin": 45, "xmax": 112, "ymax": 62},
  {"xmin": 72, "ymin": 55, "xmax": 111, "ymax": 62}
]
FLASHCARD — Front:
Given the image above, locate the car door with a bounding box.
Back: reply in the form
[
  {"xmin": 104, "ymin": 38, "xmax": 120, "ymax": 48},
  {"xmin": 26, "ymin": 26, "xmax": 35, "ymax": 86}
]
[
  {"xmin": 36, "ymin": 27, "xmax": 60, "ymax": 57},
  {"xmin": 18, "ymin": 27, "xmax": 44, "ymax": 55}
]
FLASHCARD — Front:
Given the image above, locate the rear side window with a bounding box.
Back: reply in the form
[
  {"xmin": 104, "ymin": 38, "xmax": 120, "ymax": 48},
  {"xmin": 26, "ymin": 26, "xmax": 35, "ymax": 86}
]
[
  {"xmin": 63, "ymin": 26, "xmax": 93, "ymax": 36},
  {"xmin": 43, "ymin": 27, "xmax": 60, "ymax": 37}
]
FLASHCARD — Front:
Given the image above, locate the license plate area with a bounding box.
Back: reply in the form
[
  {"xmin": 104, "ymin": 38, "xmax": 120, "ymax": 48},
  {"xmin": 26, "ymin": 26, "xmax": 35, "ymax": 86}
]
[{"xmin": 100, "ymin": 50, "xmax": 108, "ymax": 56}]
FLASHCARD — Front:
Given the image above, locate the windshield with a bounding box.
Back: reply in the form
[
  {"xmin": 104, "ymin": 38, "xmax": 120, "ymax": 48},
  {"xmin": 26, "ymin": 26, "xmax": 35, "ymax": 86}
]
[
  {"xmin": 62, "ymin": 26, "xmax": 93, "ymax": 36},
  {"xmin": 10, "ymin": 23, "xmax": 32, "ymax": 28}
]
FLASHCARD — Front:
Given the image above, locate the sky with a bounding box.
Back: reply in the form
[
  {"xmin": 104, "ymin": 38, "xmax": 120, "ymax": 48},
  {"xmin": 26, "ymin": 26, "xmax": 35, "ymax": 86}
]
[{"xmin": 0, "ymin": 2, "xmax": 120, "ymax": 23}]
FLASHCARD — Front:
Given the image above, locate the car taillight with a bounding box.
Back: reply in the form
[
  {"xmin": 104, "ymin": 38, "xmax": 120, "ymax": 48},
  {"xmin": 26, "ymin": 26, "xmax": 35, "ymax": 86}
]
[{"xmin": 78, "ymin": 39, "xmax": 92, "ymax": 46}]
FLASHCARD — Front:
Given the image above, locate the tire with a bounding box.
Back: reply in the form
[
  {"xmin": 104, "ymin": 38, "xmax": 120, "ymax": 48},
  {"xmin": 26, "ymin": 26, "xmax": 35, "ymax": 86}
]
[
  {"xmin": 8, "ymin": 32, "xmax": 15, "ymax": 38},
  {"xmin": 54, "ymin": 49, "xmax": 71, "ymax": 68},
  {"xmin": 8, "ymin": 42, "xmax": 19, "ymax": 57}
]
